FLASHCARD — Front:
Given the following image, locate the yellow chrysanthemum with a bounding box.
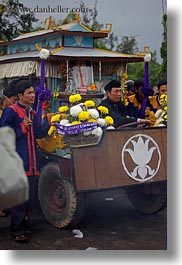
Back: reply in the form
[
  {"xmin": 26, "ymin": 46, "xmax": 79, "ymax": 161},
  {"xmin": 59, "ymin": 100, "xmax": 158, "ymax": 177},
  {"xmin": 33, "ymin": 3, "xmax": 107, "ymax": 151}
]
[
  {"xmin": 104, "ymin": 116, "xmax": 114, "ymax": 125},
  {"xmin": 84, "ymin": 100, "xmax": 95, "ymax": 108},
  {"xmin": 160, "ymin": 94, "xmax": 166, "ymax": 99},
  {"xmin": 58, "ymin": 105, "xmax": 69, "ymax": 113},
  {"xmin": 78, "ymin": 111, "xmax": 90, "ymax": 121},
  {"xmin": 51, "ymin": 114, "xmax": 61, "ymax": 122},
  {"xmin": 69, "ymin": 94, "xmax": 82, "ymax": 103},
  {"xmin": 71, "ymin": 121, "xmax": 82, "ymax": 125},
  {"xmin": 124, "ymin": 99, "xmax": 129, "ymax": 106},
  {"xmin": 98, "ymin": 106, "xmax": 109, "ymax": 114},
  {"xmin": 48, "ymin": 126, "xmax": 56, "ymax": 136},
  {"xmin": 88, "ymin": 118, "xmax": 97, "ymax": 123},
  {"xmin": 122, "ymin": 73, "xmax": 128, "ymax": 79}
]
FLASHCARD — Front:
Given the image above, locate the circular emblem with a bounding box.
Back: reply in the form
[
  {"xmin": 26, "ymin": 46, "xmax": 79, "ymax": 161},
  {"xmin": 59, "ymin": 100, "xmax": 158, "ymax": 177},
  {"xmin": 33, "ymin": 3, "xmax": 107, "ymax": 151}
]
[{"xmin": 121, "ymin": 134, "xmax": 161, "ymax": 182}]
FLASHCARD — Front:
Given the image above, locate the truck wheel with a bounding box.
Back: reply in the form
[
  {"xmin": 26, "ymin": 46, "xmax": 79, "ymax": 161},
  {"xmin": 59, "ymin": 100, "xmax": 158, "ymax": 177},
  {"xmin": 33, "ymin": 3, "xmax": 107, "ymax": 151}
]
[
  {"xmin": 38, "ymin": 162, "xmax": 87, "ymax": 228},
  {"xmin": 126, "ymin": 183, "xmax": 167, "ymax": 214}
]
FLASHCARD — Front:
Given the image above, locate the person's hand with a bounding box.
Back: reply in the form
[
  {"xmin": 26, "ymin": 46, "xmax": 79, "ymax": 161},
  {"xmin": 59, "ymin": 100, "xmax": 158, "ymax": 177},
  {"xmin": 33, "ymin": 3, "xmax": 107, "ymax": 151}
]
[
  {"xmin": 23, "ymin": 117, "xmax": 32, "ymax": 128},
  {"xmin": 137, "ymin": 118, "xmax": 152, "ymax": 127}
]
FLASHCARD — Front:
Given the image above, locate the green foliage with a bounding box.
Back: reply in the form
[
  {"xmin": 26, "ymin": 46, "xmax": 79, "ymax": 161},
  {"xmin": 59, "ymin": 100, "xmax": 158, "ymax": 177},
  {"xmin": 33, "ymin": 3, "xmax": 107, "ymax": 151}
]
[
  {"xmin": 61, "ymin": 13, "xmax": 76, "ymax": 25},
  {"xmin": 127, "ymin": 51, "xmax": 161, "ymax": 87},
  {"xmin": 160, "ymin": 14, "xmax": 167, "ymax": 78},
  {"xmin": 0, "ymin": 0, "xmax": 38, "ymax": 41},
  {"xmin": 116, "ymin": 36, "xmax": 139, "ymax": 54}
]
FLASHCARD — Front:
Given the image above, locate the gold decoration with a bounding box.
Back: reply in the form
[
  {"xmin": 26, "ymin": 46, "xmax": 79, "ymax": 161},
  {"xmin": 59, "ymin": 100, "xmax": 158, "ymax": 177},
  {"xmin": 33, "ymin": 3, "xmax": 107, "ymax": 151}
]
[
  {"xmin": 100, "ymin": 23, "xmax": 112, "ymax": 33},
  {"xmin": 74, "ymin": 13, "xmax": 81, "ymax": 22},
  {"xmin": 43, "ymin": 16, "xmax": 57, "ymax": 30},
  {"xmin": 137, "ymin": 46, "xmax": 151, "ymax": 57}
]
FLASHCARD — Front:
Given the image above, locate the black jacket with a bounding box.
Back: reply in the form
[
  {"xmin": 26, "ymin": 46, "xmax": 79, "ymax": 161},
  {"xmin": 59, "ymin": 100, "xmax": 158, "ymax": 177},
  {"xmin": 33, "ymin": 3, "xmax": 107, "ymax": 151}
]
[{"xmin": 99, "ymin": 97, "xmax": 137, "ymax": 128}]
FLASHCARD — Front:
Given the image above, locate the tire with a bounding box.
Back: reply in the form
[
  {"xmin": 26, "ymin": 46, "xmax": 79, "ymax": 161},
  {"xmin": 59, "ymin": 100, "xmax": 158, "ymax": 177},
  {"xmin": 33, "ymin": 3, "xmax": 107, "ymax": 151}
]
[
  {"xmin": 38, "ymin": 162, "xmax": 87, "ymax": 228},
  {"xmin": 126, "ymin": 182, "xmax": 167, "ymax": 214}
]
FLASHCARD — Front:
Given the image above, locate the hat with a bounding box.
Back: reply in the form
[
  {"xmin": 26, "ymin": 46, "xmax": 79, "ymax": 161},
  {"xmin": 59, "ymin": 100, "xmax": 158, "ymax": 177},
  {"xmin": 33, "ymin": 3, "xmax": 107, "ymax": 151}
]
[
  {"xmin": 126, "ymin": 80, "xmax": 134, "ymax": 91},
  {"xmin": 104, "ymin": 80, "xmax": 121, "ymax": 92}
]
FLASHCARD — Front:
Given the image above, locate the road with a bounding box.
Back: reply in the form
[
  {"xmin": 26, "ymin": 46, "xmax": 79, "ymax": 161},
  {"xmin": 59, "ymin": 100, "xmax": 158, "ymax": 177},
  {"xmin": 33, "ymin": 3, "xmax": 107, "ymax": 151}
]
[{"xmin": 0, "ymin": 189, "xmax": 166, "ymax": 250}]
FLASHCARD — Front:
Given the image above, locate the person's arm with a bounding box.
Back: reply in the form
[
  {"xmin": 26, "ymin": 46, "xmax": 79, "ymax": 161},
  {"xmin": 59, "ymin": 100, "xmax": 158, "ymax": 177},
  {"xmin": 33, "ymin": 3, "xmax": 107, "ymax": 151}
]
[
  {"xmin": 105, "ymin": 106, "xmax": 137, "ymax": 128},
  {"xmin": 33, "ymin": 115, "xmax": 51, "ymax": 139},
  {"xmin": 1, "ymin": 107, "xmax": 28, "ymax": 138}
]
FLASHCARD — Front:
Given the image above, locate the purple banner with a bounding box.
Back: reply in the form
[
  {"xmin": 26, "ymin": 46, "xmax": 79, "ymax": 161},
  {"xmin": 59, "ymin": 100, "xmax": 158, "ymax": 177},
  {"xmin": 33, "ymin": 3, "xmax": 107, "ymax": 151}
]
[{"xmin": 55, "ymin": 122, "xmax": 98, "ymax": 135}]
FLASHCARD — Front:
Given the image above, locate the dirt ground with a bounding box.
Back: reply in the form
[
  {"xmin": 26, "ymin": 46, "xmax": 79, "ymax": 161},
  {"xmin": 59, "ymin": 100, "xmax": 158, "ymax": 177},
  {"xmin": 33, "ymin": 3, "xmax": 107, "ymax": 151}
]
[{"xmin": 0, "ymin": 189, "xmax": 167, "ymax": 250}]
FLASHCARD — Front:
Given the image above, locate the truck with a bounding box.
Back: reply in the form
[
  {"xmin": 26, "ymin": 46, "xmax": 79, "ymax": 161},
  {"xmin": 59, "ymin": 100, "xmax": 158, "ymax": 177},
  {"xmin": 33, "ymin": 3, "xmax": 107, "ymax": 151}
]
[{"xmin": 38, "ymin": 126, "xmax": 167, "ymax": 228}]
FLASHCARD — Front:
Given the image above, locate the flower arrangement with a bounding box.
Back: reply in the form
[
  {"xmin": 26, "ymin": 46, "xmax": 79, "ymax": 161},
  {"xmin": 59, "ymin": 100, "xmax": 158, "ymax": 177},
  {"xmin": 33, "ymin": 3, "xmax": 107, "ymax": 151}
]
[
  {"xmin": 154, "ymin": 94, "xmax": 167, "ymax": 126},
  {"xmin": 48, "ymin": 94, "xmax": 115, "ymax": 147},
  {"xmin": 120, "ymin": 73, "xmax": 129, "ymax": 106}
]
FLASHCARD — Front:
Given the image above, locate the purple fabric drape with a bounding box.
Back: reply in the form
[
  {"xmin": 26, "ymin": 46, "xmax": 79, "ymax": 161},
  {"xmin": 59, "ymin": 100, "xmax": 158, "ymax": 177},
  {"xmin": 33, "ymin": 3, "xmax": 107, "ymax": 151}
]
[
  {"xmin": 140, "ymin": 61, "xmax": 153, "ymax": 118},
  {"xmin": 36, "ymin": 59, "xmax": 52, "ymax": 123}
]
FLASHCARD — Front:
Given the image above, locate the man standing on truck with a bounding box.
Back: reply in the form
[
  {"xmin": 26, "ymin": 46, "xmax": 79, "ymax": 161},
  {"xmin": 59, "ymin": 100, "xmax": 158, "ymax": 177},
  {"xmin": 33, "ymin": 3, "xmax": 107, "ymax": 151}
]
[
  {"xmin": 99, "ymin": 80, "xmax": 150, "ymax": 128},
  {"xmin": 1, "ymin": 78, "xmax": 52, "ymax": 242}
]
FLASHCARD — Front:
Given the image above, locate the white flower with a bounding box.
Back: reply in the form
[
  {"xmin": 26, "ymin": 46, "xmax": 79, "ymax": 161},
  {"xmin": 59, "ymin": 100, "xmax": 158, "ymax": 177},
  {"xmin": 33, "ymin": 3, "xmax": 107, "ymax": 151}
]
[
  {"xmin": 70, "ymin": 105, "xmax": 82, "ymax": 117},
  {"xmin": 154, "ymin": 123, "xmax": 165, "ymax": 127},
  {"xmin": 144, "ymin": 53, "xmax": 151, "ymax": 62},
  {"xmin": 88, "ymin": 109, "xmax": 99, "ymax": 119},
  {"xmin": 60, "ymin": 119, "xmax": 69, "ymax": 125},
  {"xmin": 97, "ymin": 118, "xmax": 107, "ymax": 127},
  {"xmin": 39, "ymin": 48, "xmax": 50, "ymax": 59},
  {"xmin": 106, "ymin": 126, "xmax": 115, "ymax": 130},
  {"xmin": 91, "ymin": 127, "xmax": 103, "ymax": 137},
  {"xmin": 155, "ymin": 118, "xmax": 164, "ymax": 125},
  {"xmin": 155, "ymin": 109, "xmax": 163, "ymax": 119}
]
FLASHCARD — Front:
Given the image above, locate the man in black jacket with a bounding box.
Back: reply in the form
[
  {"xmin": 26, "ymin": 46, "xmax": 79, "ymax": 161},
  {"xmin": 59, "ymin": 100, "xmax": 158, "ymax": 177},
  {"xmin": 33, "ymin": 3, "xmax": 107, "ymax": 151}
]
[{"xmin": 99, "ymin": 80, "xmax": 150, "ymax": 128}]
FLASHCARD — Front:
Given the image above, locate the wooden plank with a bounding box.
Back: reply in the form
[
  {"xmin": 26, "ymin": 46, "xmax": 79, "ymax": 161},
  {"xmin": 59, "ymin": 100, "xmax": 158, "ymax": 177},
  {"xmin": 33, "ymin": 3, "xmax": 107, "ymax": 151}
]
[
  {"xmin": 72, "ymin": 128, "xmax": 167, "ymax": 191},
  {"xmin": 92, "ymin": 135, "xmax": 111, "ymax": 188},
  {"xmin": 72, "ymin": 147, "xmax": 96, "ymax": 190}
]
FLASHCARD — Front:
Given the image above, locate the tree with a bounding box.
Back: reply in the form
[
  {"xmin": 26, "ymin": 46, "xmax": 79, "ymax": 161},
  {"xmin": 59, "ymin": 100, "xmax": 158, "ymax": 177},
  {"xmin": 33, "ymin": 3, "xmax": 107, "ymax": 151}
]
[
  {"xmin": 105, "ymin": 32, "xmax": 118, "ymax": 51},
  {"xmin": 127, "ymin": 51, "xmax": 161, "ymax": 87},
  {"xmin": 116, "ymin": 36, "xmax": 138, "ymax": 54},
  {"xmin": 0, "ymin": 0, "xmax": 38, "ymax": 41},
  {"xmin": 160, "ymin": 13, "xmax": 167, "ymax": 78}
]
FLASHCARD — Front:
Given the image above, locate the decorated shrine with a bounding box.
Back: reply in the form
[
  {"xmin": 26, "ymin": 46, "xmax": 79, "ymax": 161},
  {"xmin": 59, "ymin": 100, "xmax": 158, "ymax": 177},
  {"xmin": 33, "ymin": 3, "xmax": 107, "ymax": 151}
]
[{"xmin": 0, "ymin": 14, "xmax": 148, "ymax": 108}]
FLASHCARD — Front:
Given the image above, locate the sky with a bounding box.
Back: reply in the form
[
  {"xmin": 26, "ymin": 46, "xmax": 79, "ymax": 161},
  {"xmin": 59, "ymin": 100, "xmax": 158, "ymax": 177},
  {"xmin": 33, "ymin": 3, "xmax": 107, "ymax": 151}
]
[{"xmin": 18, "ymin": 0, "xmax": 166, "ymax": 62}]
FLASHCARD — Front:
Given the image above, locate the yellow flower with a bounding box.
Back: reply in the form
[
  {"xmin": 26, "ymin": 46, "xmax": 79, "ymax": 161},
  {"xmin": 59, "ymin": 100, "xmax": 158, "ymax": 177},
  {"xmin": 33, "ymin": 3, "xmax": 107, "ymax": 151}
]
[
  {"xmin": 69, "ymin": 94, "xmax": 82, "ymax": 103},
  {"xmin": 58, "ymin": 105, "xmax": 69, "ymax": 112},
  {"xmin": 122, "ymin": 73, "xmax": 128, "ymax": 79},
  {"xmin": 163, "ymin": 106, "xmax": 167, "ymax": 111},
  {"xmin": 124, "ymin": 99, "xmax": 129, "ymax": 106},
  {"xmin": 71, "ymin": 121, "xmax": 82, "ymax": 125},
  {"xmin": 160, "ymin": 94, "xmax": 166, "ymax": 99},
  {"xmin": 104, "ymin": 116, "xmax": 114, "ymax": 125},
  {"xmin": 48, "ymin": 126, "xmax": 56, "ymax": 136},
  {"xmin": 98, "ymin": 106, "xmax": 109, "ymax": 115},
  {"xmin": 84, "ymin": 100, "xmax": 95, "ymax": 108},
  {"xmin": 88, "ymin": 118, "xmax": 97, "ymax": 123},
  {"xmin": 78, "ymin": 111, "xmax": 90, "ymax": 121},
  {"xmin": 163, "ymin": 114, "xmax": 167, "ymax": 120},
  {"xmin": 51, "ymin": 114, "xmax": 61, "ymax": 122}
]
